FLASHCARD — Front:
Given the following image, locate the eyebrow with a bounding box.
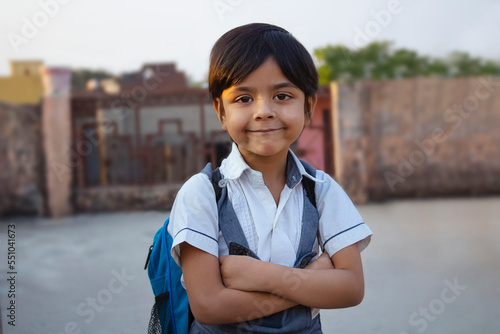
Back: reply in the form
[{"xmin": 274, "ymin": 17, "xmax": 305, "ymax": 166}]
[{"xmin": 229, "ymin": 81, "xmax": 299, "ymax": 94}]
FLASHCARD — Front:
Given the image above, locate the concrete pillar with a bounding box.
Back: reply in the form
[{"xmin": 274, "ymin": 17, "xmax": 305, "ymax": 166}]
[
  {"xmin": 41, "ymin": 67, "xmax": 73, "ymax": 218},
  {"xmin": 330, "ymin": 81, "xmax": 342, "ymax": 182}
]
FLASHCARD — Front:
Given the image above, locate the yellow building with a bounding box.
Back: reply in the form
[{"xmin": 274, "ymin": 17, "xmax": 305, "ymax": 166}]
[{"xmin": 0, "ymin": 61, "xmax": 44, "ymax": 105}]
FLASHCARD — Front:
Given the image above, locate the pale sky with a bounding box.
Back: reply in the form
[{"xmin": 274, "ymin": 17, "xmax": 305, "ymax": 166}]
[{"xmin": 1, "ymin": 0, "xmax": 499, "ymax": 82}]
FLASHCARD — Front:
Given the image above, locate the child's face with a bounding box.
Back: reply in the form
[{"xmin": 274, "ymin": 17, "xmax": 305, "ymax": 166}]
[{"xmin": 214, "ymin": 57, "xmax": 316, "ymax": 162}]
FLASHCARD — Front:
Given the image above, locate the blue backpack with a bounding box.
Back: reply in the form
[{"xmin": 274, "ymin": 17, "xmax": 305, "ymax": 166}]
[{"xmin": 144, "ymin": 161, "xmax": 318, "ymax": 334}]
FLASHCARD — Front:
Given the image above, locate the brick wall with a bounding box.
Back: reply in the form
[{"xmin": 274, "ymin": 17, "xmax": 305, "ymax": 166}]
[
  {"xmin": 336, "ymin": 76, "xmax": 500, "ymax": 202},
  {"xmin": 0, "ymin": 102, "xmax": 45, "ymax": 216}
]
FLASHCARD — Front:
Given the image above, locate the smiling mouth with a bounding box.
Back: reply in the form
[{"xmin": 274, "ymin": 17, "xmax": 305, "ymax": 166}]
[{"xmin": 247, "ymin": 128, "xmax": 283, "ymax": 133}]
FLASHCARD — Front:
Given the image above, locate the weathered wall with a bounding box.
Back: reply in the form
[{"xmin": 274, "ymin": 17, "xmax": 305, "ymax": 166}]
[
  {"xmin": 0, "ymin": 102, "xmax": 45, "ymax": 216},
  {"xmin": 336, "ymin": 76, "xmax": 500, "ymax": 202},
  {"xmin": 74, "ymin": 184, "xmax": 181, "ymax": 212},
  {"xmin": 335, "ymin": 81, "xmax": 370, "ymax": 204}
]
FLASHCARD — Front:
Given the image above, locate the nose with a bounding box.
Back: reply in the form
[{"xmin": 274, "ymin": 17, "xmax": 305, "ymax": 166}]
[{"xmin": 254, "ymin": 99, "xmax": 275, "ymax": 120}]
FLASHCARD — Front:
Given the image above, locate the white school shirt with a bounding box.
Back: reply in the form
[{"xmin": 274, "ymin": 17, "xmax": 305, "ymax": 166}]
[{"xmin": 169, "ymin": 143, "xmax": 372, "ymax": 273}]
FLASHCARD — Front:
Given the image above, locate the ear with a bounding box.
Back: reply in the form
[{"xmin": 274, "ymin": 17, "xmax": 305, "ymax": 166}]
[
  {"xmin": 213, "ymin": 98, "xmax": 227, "ymax": 130},
  {"xmin": 305, "ymin": 94, "xmax": 318, "ymax": 126}
]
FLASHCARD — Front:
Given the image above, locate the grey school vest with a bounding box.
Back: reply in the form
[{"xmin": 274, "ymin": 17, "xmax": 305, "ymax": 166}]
[{"xmin": 190, "ymin": 159, "xmax": 323, "ymax": 333}]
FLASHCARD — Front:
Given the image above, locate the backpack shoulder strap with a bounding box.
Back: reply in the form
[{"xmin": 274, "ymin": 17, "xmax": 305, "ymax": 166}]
[
  {"xmin": 200, "ymin": 162, "xmax": 251, "ymax": 251},
  {"xmin": 293, "ymin": 159, "xmax": 320, "ymax": 268},
  {"xmin": 211, "ymin": 169, "xmax": 223, "ymax": 203},
  {"xmin": 201, "ymin": 162, "xmax": 223, "ymax": 203},
  {"xmin": 299, "ymin": 159, "xmax": 317, "ymax": 208}
]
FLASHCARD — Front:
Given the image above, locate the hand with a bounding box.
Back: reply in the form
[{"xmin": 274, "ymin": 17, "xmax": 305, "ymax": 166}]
[
  {"xmin": 306, "ymin": 252, "xmax": 334, "ymax": 271},
  {"xmin": 219, "ymin": 255, "xmax": 263, "ymax": 292}
]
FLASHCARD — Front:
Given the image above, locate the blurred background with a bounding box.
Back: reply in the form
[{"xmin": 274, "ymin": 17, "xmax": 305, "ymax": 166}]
[{"xmin": 0, "ymin": 0, "xmax": 499, "ymax": 333}]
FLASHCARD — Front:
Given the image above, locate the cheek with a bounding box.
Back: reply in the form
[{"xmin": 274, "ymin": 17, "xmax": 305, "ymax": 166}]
[
  {"xmin": 226, "ymin": 113, "xmax": 247, "ymax": 130},
  {"xmin": 288, "ymin": 113, "xmax": 306, "ymax": 129}
]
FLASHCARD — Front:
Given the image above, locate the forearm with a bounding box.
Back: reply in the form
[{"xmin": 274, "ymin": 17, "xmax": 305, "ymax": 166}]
[
  {"xmin": 257, "ymin": 264, "xmax": 364, "ymax": 309},
  {"xmin": 194, "ymin": 287, "xmax": 296, "ymax": 325},
  {"xmin": 222, "ymin": 244, "xmax": 365, "ymax": 309},
  {"xmin": 180, "ymin": 242, "xmax": 297, "ymax": 325}
]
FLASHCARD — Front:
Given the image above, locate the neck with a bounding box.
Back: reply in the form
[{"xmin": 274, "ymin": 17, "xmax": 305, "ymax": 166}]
[{"xmin": 239, "ymin": 149, "xmax": 288, "ymax": 186}]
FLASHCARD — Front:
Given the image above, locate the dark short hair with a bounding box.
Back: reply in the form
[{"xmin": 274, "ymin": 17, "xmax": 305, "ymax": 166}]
[{"xmin": 208, "ymin": 23, "xmax": 318, "ymax": 117}]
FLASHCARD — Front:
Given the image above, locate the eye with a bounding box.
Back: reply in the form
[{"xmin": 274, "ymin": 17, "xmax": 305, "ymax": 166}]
[
  {"xmin": 274, "ymin": 93, "xmax": 291, "ymax": 101},
  {"xmin": 235, "ymin": 96, "xmax": 253, "ymax": 103}
]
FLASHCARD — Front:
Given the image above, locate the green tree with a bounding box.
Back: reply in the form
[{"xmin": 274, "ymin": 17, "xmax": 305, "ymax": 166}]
[{"xmin": 314, "ymin": 42, "xmax": 500, "ymax": 83}]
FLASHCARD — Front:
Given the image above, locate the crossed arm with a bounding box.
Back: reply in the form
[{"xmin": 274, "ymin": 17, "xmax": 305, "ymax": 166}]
[{"xmin": 179, "ymin": 242, "xmax": 364, "ymax": 325}]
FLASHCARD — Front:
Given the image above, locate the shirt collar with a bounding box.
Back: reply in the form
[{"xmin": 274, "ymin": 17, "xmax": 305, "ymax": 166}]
[
  {"xmin": 286, "ymin": 148, "xmax": 323, "ymax": 188},
  {"xmin": 221, "ymin": 143, "xmax": 323, "ymax": 188},
  {"xmin": 220, "ymin": 143, "xmax": 251, "ymax": 180}
]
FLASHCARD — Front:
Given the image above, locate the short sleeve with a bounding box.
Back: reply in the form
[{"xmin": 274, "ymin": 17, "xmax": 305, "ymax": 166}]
[
  {"xmin": 167, "ymin": 173, "xmax": 220, "ymax": 266},
  {"xmin": 315, "ymin": 171, "xmax": 373, "ymax": 257}
]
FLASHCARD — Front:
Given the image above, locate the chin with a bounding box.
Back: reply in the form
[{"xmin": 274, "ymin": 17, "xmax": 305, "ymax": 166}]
[
  {"xmin": 252, "ymin": 147, "xmax": 287, "ymax": 157},
  {"xmin": 238, "ymin": 141, "xmax": 290, "ymax": 158}
]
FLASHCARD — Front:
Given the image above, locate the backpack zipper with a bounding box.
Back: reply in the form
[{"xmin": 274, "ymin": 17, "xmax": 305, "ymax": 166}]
[{"xmin": 144, "ymin": 245, "xmax": 153, "ymax": 270}]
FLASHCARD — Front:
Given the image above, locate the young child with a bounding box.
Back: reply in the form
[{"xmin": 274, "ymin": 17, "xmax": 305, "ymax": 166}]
[{"xmin": 168, "ymin": 23, "xmax": 372, "ymax": 333}]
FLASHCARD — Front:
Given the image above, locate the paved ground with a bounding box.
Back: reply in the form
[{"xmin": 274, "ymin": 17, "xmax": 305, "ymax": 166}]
[{"xmin": 0, "ymin": 196, "xmax": 499, "ymax": 334}]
